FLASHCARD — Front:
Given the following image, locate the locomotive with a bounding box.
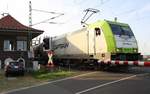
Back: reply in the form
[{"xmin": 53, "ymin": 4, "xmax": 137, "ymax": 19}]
[{"xmin": 34, "ymin": 20, "xmax": 143, "ymax": 69}]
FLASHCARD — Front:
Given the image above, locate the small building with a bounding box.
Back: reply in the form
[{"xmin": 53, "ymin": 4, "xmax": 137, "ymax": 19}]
[{"xmin": 0, "ymin": 14, "xmax": 44, "ymax": 68}]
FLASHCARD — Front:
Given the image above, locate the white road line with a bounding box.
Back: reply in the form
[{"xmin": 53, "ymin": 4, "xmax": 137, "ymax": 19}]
[
  {"xmin": 1, "ymin": 71, "xmax": 98, "ymax": 94},
  {"xmin": 75, "ymin": 73, "xmax": 148, "ymax": 94}
]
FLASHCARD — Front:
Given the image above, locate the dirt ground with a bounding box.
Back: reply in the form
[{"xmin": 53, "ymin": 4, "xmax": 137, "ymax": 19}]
[
  {"xmin": 0, "ymin": 70, "xmax": 45, "ymax": 93},
  {"xmin": 0, "ymin": 69, "xmax": 87, "ymax": 93}
]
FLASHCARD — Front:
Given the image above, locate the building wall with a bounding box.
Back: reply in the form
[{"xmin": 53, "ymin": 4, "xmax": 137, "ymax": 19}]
[
  {"xmin": 0, "ymin": 33, "xmax": 29, "ymax": 68},
  {"xmin": 0, "ymin": 37, "xmax": 3, "ymax": 51},
  {"xmin": 0, "ymin": 51, "xmax": 28, "ymax": 68}
]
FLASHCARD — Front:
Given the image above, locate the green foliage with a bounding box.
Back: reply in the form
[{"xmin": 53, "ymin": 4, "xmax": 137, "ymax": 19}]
[{"xmin": 32, "ymin": 69, "xmax": 74, "ymax": 80}]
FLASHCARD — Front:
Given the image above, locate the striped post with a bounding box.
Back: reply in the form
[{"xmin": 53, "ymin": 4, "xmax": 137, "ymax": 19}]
[{"xmin": 103, "ymin": 61, "xmax": 150, "ymax": 67}]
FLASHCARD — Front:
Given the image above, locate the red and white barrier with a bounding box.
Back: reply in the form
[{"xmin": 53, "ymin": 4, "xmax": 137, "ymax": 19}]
[{"xmin": 102, "ymin": 61, "xmax": 150, "ymax": 67}]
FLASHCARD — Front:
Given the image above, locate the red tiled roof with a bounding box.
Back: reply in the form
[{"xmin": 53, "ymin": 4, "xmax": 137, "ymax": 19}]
[{"xmin": 0, "ymin": 14, "xmax": 44, "ymax": 33}]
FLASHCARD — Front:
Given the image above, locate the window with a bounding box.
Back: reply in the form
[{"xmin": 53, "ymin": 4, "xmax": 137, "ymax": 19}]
[
  {"xmin": 4, "ymin": 40, "xmax": 10, "ymax": 51},
  {"xmin": 121, "ymin": 26, "xmax": 134, "ymax": 36},
  {"xmin": 109, "ymin": 24, "xmax": 121, "ymax": 35},
  {"xmin": 95, "ymin": 27, "xmax": 101, "ymax": 36},
  {"xmin": 3, "ymin": 40, "xmax": 15, "ymax": 51},
  {"xmin": 109, "ymin": 23, "xmax": 134, "ymax": 36},
  {"xmin": 17, "ymin": 41, "xmax": 27, "ymax": 51}
]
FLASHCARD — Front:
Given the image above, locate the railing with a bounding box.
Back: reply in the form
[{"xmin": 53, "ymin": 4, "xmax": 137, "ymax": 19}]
[{"xmin": 101, "ymin": 60, "xmax": 150, "ymax": 67}]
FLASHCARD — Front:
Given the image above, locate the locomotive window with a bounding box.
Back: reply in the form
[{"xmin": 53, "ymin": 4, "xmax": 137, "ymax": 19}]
[
  {"xmin": 109, "ymin": 24, "xmax": 121, "ymax": 35},
  {"xmin": 121, "ymin": 26, "xmax": 134, "ymax": 36},
  {"xmin": 95, "ymin": 27, "xmax": 101, "ymax": 36},
  {"xmin": 109, "ymin": 23, "xmax": 134, "ymax": 36}
]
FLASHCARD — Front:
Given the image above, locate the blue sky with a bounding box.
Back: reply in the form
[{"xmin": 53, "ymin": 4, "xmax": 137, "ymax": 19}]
[{"xmin": 0, "ymin": 0, "xmax": 150, "ymax": 55}]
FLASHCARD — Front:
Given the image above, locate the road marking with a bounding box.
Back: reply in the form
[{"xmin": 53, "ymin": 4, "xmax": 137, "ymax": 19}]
[
  {"xmin": 1, "ymin": 71, "xmax": 98, "ymax": 94},
  {"xmin": 75, "ymin": 73, "xmax": 149, "ymax": 94}
]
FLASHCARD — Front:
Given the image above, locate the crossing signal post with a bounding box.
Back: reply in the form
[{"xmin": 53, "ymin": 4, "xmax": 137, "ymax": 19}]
[
  {"xmin": 43, "ymin": 37, "xmax": 54, "ymax": 68},
  {"xmin": 43, "ymin": 38, "xmax": 50, "ymax": 50}
]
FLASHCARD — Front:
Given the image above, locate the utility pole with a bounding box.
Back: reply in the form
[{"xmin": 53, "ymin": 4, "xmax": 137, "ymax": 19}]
[
  {"xmin": 29, "ymin": 1, "xmax": 32, "ymax": 27},
  {"xmin": 28, "ymin": 1, "xmax": 64, "ymax": 47},
  {"xmin": 28, "ymin": 1, "xmax": 32, "ymax": 50}
]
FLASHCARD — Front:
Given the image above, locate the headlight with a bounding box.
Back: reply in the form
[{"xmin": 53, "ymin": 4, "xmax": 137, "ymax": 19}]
[
  {"xmin": 116, "ymin": 48, "xmax": 120, "ymax": 52},
  {"xmin": 134, "ymin": 49, "xmax": 137, "ymax": 52}
]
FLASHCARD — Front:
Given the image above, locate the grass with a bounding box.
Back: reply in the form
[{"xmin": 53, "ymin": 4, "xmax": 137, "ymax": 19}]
[
  {"xmin": 32, "ymin": 69, "xmax": 75, "ymax": 80},
  {"xmin": 0, "ymin": 72, "xmax": 2, "ymax": 79}
]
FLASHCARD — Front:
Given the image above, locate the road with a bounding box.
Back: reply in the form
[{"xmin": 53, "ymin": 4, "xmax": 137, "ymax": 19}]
[{"xmin": 2, "ymin": 67, "xmax": 150, "ymax": 94}]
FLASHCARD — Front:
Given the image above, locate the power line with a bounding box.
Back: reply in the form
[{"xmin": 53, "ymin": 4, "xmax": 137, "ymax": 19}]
[
  {"xmin": 49, "ymin": 22, "xmax": 64, "ymax": 24},
  {"xmin": 32, "ymin": 9, "xmax": 64, "ymax": 15},
  {"xmin": 31, "ymin": 14, "xmax": 64, "ymax": 26},
  {"xmin": 28, "ymin": 1, "xmax": 64, "ymax": 48},
  {"xmin": 29, "ymin": 1, "xmax": 64, "ymax": 27},
  {"xmin": 94, "ymin": 0, "xmax": 111, "ymax": 9}
]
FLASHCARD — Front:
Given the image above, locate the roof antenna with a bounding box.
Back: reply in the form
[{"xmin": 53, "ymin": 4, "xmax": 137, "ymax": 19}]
[
  {"xmin": 1, "ymin": 13, "xmax": 9, "ymax": 17},
  {"xmin": 114, "ymin": 17, "xmax": 117, "ymax": 22},
  {"xmin": 81, "ymin": 8, "xmax": 99, "ymax": 27},
  {"xmin": 1, "ymin": 2, "xmax": 9, "ymax": 17}
]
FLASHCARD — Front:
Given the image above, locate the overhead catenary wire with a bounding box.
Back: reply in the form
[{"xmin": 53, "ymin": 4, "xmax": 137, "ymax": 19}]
[
  {"xmin": 32, "ymin": 9, "xmax": 64, "ymax": 15},
  {"xmin": 94, "ymin": 0, "xmax": 112, "ymax": 9},
  {"xmin": 92, "ymin": 0, "xmax": 148, "ymax": 23},
  {"xmin": 29, "ymin": 1, "xmax": 64, "ymax": 27},
  {"xmin": 31, "ymin": 13, "xmax": 64, "ymax": 26}
]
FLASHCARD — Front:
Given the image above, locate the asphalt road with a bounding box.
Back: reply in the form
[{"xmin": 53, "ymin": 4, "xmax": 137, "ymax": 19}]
[{"xmin": 3, "ymin": 67, "xmax": 150, "ymax": 94}]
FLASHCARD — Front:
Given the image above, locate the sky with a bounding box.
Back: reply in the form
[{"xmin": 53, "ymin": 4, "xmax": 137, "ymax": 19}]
[{"xmin": 0, "ymin": 0, "xmax": 150, "ymax": 55}]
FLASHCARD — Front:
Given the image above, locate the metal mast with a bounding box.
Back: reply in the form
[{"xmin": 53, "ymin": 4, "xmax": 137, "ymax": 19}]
[
  {"xmin": 28, "ymin": 1, "xmax": 64, "ymax": 46},
  {"xmin": 29, "ymin": 1, "xmax": 32, "ymax": 27},
  {"xmin": 28, "ymin": 1, "xmax": 32, "ymax": 50}
]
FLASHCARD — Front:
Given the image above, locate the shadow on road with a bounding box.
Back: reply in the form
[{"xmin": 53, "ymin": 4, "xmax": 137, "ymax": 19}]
[{"xmin": 104, "ymin": 67, "xmax": 150, "ymax": 74}]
